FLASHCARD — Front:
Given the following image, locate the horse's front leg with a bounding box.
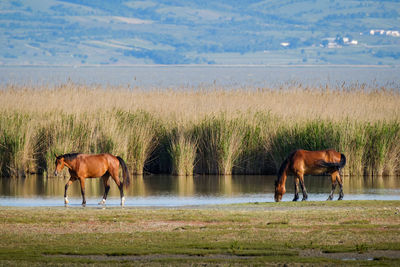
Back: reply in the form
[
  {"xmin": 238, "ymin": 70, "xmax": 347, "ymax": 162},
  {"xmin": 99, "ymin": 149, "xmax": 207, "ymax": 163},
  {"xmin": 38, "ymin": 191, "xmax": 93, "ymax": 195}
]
[
  {"xmin": 64, "ymin": 178, "xmax": 75, "ymax": 205},
  {"xmin": 79, "ymin": 178, "xmax": 86, "ymax": 207},
  {"xmin": 299, "ymin": 175, "xmax": 308, "ymax": 201},
  {"xmin": 293, "ymin": 177, "xmax": 300, "ymax": 201}
]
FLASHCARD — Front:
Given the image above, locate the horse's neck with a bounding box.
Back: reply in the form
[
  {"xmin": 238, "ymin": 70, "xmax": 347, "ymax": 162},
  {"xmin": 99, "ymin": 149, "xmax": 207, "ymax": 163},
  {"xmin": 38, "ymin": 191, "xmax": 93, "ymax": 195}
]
[
  {"xmin": 63, "ymin": 159, "xmax": 75, "ymax": 170},
  {"xmin": 278, "ymin": 172, "xmax": 287, "ymax": 187}
]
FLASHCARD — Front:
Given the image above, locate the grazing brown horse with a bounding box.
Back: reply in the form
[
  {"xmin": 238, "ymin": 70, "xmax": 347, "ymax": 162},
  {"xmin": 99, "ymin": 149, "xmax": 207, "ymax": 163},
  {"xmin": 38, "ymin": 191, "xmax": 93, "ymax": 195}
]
[
  {"xmin": 54, "ymin": 153, "xmax": 130, "ymax": 206},
  {"xmin": 274, "ymin": 149, "xmax": 346, "ymax": 202}
]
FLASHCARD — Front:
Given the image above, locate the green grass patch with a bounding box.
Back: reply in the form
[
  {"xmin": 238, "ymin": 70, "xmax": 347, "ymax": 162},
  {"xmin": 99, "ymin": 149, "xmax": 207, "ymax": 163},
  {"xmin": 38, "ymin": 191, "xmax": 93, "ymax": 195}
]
[
  {"xmin": 1, "ymin": 201, "xmax": 400, "ymax": 265},
  {"xmin": 340, "ymin": 219, "xmax": 370, "ymax": 225}
]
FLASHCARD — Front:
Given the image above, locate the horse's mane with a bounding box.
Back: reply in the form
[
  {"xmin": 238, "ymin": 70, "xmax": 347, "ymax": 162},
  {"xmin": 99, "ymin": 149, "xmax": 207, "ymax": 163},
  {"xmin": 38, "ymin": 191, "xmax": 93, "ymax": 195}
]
[
  {"xmin": 275, "ymin": 150, "xmax": 296, "ymax": 185},
  {"xmin": 58, "ymin": 153, "xmax": 81, "ymax": 161}
]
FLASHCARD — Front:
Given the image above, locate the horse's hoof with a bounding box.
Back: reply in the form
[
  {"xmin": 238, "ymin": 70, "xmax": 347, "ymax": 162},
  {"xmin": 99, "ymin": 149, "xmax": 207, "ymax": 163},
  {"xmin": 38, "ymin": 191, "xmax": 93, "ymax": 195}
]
[
  {"xmin": 327, "ymin": 197, "xmax": 333, "ymax": 201},
  {"xmin": 292, "ymin": 198, "xmax": 299, "ymax": 202},
  {"xmin": 302, "ymin": 197, "xmax": 308, "ymax": 201},
  {"xmin": 98, "ymin": 199, "xmax": 106, "ymax": 205},
  {"xmin": 121, "ymin": 197, "xmax": 125, "ymax": 207},
  {"xmin": 64, "ymin": 197, "xmax": 69, "ymax": 204},
  {"xmin": 82, "ymin": 203, "xmax": 86, "ymax": 207}
]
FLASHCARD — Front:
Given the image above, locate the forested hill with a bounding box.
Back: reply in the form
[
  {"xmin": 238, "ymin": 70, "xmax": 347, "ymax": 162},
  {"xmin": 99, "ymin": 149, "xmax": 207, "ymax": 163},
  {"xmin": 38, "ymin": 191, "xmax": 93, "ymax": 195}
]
[{"xmin": 1, "ymin": 0, "xmax": 399, "ymax": 65}]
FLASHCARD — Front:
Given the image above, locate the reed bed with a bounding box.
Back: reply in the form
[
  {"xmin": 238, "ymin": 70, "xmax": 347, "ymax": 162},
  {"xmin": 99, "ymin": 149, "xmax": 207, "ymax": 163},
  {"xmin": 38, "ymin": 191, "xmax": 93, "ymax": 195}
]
[
  {"xmin": 167, "ymin": 126, "xmax": 197, "ymax": 176},
  {"xmin": 1, "ymin": 83, "xmax": 399, "ymax": 177}
]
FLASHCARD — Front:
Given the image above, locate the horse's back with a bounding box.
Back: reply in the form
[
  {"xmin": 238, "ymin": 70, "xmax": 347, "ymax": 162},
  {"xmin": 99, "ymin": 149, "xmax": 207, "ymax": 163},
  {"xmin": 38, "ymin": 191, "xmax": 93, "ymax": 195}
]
[
  {"xmin": 290, "ymin": 149, "xmax": 341, "ymax": 175},
  {"xmin": 77, "ymin": 153, "xmax": 118, "ymax": 178},
  {"xmin": 90, "ymin": 153, "xmax": 120, "ymax": 169},
  {"xmin": 80, "ymin": 153, "xmax": 117, "ymax": 161},
  {"xmin": 103, "ymin": 153, "xmax": 120, "ymax": 169},
  {"xmin": 294, "ymin": 149, "xmax": 340, "ymax": 160},
  {"xmin": 321, "ymin": 149, "xmax": 341, "ymax": 162}
]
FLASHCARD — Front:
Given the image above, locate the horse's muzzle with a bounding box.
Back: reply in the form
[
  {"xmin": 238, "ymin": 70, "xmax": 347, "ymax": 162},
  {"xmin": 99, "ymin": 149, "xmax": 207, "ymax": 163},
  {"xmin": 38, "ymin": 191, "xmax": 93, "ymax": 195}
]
[{"xmin": 274, "ymin": 194, "xmax": 282, "ymax": 202}]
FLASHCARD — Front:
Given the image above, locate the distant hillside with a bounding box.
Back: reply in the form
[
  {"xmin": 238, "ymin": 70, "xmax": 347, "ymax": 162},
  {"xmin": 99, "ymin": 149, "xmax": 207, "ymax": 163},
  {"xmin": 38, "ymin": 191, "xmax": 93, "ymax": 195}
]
[{"xmin": 1, "ymin": 0, "xmax": 399, "ymax": 65}]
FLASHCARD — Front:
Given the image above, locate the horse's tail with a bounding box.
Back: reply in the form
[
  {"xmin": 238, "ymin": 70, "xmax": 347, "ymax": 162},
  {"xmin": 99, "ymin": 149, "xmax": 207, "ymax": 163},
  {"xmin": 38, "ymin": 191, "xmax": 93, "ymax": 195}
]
[
  {"xmin": 318, "ymin": 153, "xmax": 346, "ymax": 170},
  {"xmin": 117, "ymin": 156, "xmax": 130, "ymax": 187},
  {"xmin": 339, "ymin": 153, "xmax": 346, "ymax": 169}
]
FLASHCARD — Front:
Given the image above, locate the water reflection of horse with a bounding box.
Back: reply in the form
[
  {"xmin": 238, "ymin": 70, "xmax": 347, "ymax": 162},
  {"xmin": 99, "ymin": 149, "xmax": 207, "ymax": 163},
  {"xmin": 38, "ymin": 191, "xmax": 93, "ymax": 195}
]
[
  {"xmin": 54, "ymin": 153, "xmax": 130, "ymax": 206},
  {"xmin": 274, "ymin": 149, "xmax": 346, "ymax": 202}
]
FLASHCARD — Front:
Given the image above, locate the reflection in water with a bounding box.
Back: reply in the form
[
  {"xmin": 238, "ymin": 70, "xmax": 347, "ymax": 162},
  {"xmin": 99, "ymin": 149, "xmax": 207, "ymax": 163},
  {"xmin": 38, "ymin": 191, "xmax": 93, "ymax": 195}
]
[
  {"xmin": 176, "ymin": 176, "xmax": 194, "ymax": 197},
  {"xmin": 0, "ymin": 175, "xmax": 399, "ymax": 206},
  {"xmin": 222, "ymin": 176, "xmax": 233, "ymax": 196}
]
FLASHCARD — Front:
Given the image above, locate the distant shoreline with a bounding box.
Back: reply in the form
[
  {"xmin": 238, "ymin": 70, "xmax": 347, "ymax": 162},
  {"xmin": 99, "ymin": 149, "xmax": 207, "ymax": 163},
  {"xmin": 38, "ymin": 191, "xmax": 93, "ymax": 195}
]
[
  {"xmin": 0, "ymin": 64, "xmax": 398, "ymax": 68},
  {"xmin": 1, "ymin": 65, "xmax": 398, "ymax": 89}
]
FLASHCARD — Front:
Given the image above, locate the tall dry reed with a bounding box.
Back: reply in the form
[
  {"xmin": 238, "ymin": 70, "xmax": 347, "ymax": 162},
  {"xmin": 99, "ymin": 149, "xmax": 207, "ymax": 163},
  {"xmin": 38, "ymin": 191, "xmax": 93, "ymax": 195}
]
[
  {"xmin": 1, "ymin": 83, "xmax": 399, "ymax": 176},
  {"xmin": 167, "ymin": 126, "xmax": 197, "ymax": 176},
  {"xmin": 194, "ymin": 115, "xmax": 245, "ymax": 175},
  {"xmin": 1, "ymin": 83, "xmax": 399, "ymax": 122}
]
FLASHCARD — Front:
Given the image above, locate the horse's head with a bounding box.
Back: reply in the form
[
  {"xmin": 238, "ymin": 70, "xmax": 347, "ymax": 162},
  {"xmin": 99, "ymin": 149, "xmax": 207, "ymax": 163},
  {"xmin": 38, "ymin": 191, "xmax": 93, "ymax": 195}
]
[
  {"xmin": 54, "ymin": 154, "xmax": 65, "ymax": 176},
  {"xmin": 274, "ymin": 179, "xmax": 286, "ymax": 202}
]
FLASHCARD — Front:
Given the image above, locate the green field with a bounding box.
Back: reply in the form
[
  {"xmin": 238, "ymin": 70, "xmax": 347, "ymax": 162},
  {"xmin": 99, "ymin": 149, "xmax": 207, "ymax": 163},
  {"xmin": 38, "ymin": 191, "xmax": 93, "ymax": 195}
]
[{"xmin": 0, "ymin": 201, "xmax": 399, "ymax": 266}]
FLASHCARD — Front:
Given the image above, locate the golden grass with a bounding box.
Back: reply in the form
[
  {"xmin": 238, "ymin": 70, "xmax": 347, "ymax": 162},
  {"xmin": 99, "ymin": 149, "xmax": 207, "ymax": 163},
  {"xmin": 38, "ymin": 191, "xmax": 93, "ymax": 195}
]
[
  {"xmin": 1, "ymin": 83, "xmax": 399, "ymax": 176},
  {"xmin": 1, "ymin": 83, "xmax": 399, "ymax": 123}
]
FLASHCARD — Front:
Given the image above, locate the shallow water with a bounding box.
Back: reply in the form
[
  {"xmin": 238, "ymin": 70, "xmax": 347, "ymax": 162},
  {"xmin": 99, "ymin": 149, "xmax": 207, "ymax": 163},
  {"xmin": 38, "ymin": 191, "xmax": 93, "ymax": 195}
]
[
  {"xmin": 0, "ymin": 175, "xmax": 399, "ymax": 207},
  {"xmin": 1, "ymin": 66, "xmax": 399, "ymax": 89}
]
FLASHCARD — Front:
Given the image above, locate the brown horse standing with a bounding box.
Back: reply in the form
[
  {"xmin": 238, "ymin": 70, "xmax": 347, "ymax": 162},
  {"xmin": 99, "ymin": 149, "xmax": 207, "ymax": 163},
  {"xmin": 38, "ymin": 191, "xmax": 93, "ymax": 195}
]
[
  {"xmin": 274, "ymin": 149, "xmax": 346, "ymax": 202},
  {"xmin": 54, "ymin": 153, "xmax": 130, "ymax": 206}
]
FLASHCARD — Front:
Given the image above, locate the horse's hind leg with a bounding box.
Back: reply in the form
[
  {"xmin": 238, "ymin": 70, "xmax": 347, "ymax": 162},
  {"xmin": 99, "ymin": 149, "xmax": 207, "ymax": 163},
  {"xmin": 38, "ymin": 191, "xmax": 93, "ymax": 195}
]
[
  {"xmin": 99, "ymin": 173, "xmax": 110, "ymax": 205},
  {"xmin": 79, "ymin": 178, "xmax": 86, "ymax": 207},
  {"xmin": 110, "ymin": 168, "xmax": 125, "ymax": 206},
  {"xmin": 293, "ymin": 177, "xmax": 300, "ymax": 201},
  {"xmin": 327, "ymin": 172, "xmax": 338, "ymax": 201},
  {"xmin": 336, "ymin": 172, "xmax": 344, "ymax": 200}
]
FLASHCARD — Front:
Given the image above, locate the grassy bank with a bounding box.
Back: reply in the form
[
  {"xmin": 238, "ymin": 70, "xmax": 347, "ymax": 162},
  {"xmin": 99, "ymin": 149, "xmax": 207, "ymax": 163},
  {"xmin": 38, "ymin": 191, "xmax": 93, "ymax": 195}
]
[
  {"xmin": 0, "ymin": 201, "xmax": 399, "ymax": 266},
  {"xmin": 1, "ymin": 84, "xmax": 400, "ymax": 176}
]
